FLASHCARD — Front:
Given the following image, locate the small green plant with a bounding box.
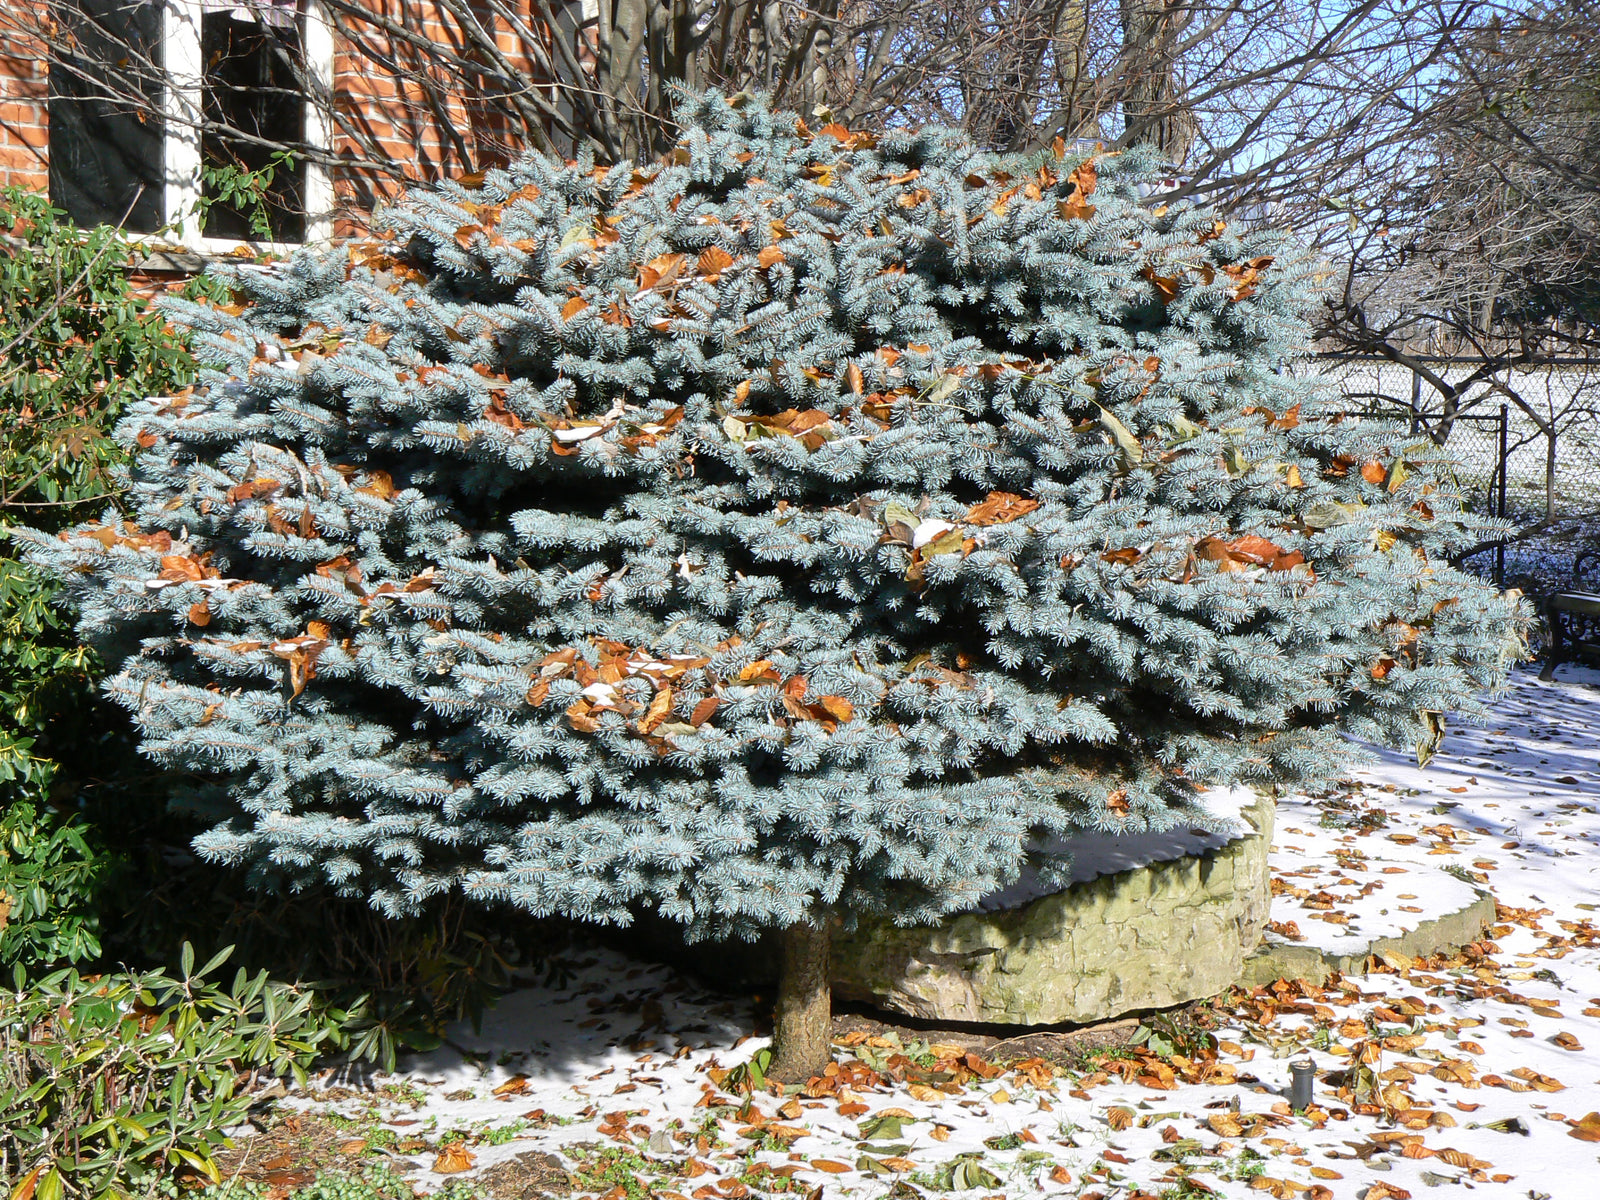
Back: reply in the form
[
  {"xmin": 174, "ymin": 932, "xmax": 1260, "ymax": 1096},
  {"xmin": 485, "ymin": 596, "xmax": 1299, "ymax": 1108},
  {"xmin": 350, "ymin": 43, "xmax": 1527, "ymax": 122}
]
[
  {"xmin": 1227, "ymin": 1147, "xmax": 1267, "ymax": 1180},
  {"xmin": 847, "ymin": 1029, "xmax": 942, "ymax": 1072},
  {"xmin": 206, "ymin": 1162, "xmax": 479, "ymax": 1200},
  {"xmin": 0, "ymin": 187, "xmax": 215, "ymax": 977},
  {"xmin": 718, "ymin": 1046, "xmax": 774, "ymax": 1092},
  {"xmin": 1085, "ymin": 1044, "xmax": 1141, "ymax": 1066},
  {"xmin": 1053, "ymin": 1119, "xmax": 1083, "ymax": 1146},
  {"xmin": 0, "ymin": 943, "xmax": 383, "ymax": 1197},
  {"xmin": 567, "ymin": 1146, "xmax": 661, "ymax": 1200},
  {"xmin": 1129, "ymin": 1011, "xmax": 1219, "ymax": 1060},
  {"xmin": 477, "ymin": 1120, "xmax": 527, "ymax": 1146},
  {"xmin": 323, "ymin": 1114, "xmax": 399, "ymax": 1149},
  {"xmin": 378, "ymin": 1081, "xmax": 429, "ymax": 1108},
  {"xmin": 1152, "ymin": 1136, "xmax": 1204, "ymax": 1163},
  {"xmin": 689, "ymin": 1111, "xmax": 728, "ymax": 1149}
]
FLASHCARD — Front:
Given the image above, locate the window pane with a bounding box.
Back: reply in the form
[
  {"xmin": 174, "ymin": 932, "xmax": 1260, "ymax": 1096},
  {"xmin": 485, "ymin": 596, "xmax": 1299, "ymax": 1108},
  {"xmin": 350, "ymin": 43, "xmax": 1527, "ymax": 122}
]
[
  {"xmin": 49, "ymin": 0, "xmax": 165, "ymax": 234},
  {"xmin": 200, "ymin": 8, "xmax": 307, "ymax": 242}
]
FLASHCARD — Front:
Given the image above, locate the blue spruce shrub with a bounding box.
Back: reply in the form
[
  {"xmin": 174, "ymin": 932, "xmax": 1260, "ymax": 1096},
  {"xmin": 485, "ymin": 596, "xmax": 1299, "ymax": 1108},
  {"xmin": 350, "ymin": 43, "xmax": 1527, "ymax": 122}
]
[{"xmin": 18, "ymin": 94, "xmax": 1527, "ymax": 1076}]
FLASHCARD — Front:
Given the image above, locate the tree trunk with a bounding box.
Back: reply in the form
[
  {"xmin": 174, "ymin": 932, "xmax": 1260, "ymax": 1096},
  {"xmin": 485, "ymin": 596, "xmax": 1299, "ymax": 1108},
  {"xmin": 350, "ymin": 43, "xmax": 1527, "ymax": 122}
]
[
  {"xmin": 766, "ymin": 917, "xmax": 832, "ymax": 1083},
  {"xmin": 1116, "ymin": 0, "xmax": 1196, "ymax": 163}
]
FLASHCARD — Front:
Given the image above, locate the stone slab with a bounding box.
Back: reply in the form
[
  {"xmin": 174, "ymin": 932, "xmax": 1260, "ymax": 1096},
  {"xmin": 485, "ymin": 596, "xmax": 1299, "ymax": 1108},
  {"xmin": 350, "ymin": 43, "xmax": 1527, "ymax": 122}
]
[{"xmin": 829, "ymin": 793, "xmax": 1275, "ymax": 1025}]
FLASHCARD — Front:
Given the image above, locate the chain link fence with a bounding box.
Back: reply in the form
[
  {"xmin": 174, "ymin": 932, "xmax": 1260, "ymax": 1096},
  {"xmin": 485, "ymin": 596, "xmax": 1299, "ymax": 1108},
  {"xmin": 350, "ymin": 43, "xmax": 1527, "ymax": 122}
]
[
  {"xmin": 1309, "ymin": 355, "xmax": 1600, "ymax": 524},
  {"xmin": 1287, "ymin": 356, "xmax": 1600, "ymax": 592}
]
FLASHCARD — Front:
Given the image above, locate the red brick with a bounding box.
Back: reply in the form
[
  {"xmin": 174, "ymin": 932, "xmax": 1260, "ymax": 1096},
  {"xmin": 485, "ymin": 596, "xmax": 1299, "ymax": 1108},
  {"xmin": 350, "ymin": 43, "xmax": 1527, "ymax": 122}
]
[{"xmin": 0, "ymin": 100, "xmax": 46, "ymax": 125}]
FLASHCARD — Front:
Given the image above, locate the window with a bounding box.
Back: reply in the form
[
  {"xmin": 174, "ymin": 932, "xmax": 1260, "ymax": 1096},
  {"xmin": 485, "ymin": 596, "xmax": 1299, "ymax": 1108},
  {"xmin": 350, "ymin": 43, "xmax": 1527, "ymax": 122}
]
[
  {"xmin": 49, "ymin": 0, "xmax": 333, "ymax": 248},
  {"xmin": 199, "ymin": 5, "xmax": 309, "ymax": 241},
  {"xmin": 49, "ymin": 0, "xmax": 166, "ymax": 233}
]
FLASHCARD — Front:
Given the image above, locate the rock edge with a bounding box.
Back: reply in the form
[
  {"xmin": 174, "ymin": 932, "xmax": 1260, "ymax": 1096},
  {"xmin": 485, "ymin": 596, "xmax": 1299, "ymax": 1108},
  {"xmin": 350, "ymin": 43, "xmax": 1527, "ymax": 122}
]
[{"xmin": 1237, "ymin": 887, "xmax": 1496, "ymax": 988}]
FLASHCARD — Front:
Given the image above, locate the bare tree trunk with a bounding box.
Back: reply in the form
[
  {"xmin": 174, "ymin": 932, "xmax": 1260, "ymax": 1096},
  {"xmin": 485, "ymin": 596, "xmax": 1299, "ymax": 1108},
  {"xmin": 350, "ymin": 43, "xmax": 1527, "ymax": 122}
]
[
  {"xmin": 1116, "ymin": 0, "xmax": 1196, "ymax": 162},
  {"xmin": 767, "ymin": 917, "xmax": 832, "ymax": 1083}
]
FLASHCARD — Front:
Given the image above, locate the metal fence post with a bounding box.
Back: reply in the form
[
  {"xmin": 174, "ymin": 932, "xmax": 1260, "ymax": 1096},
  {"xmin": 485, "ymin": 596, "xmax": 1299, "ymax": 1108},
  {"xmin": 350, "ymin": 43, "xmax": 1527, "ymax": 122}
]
[{"xmin": 1497, "ymin": 404, "xmax": 1508, "ymax": 589}]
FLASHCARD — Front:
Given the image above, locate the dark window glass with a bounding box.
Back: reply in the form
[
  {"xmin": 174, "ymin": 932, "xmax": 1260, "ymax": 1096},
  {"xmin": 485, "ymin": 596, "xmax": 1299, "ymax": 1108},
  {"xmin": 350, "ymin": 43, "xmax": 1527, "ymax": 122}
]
[
  {"xmin": 49, "ymin": 0, "xmax": 165, "ymax": 234},
  {"xmin": 200, "ymin": 9, "xmax": 307, "ymax": 242}
]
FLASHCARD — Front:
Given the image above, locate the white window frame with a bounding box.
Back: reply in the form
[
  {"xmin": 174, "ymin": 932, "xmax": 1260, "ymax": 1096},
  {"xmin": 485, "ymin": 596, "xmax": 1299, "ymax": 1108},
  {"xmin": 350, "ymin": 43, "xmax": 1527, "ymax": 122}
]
[{"xmin": 156, "ymin": 0, "xmax": 334, "ymax": 253}]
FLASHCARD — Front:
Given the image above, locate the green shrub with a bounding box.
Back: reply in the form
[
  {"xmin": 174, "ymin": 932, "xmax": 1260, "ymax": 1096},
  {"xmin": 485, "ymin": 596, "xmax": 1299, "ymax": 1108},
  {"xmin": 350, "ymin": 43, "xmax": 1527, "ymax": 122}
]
[
  {"xmin": 0, "ymin": 186, "xmax": 210, "ymax": 973},
  {"xmin": 0, "ymin": 195, "xmax": 497, "ymax": 1014},
  {"xmin": 0, "ymin": 199, "xmax": 488, "ymax": 1195},
  {"xmin": 101, "ymin": 861, "xmax": 522, "ymax": 1052},
  {"xmin": 0, "ymin": 188, "xmax": 202, "ymax": 508},
  {"xmin": 0, "ymin": 944, "xmax": 369, "ymax": 1198},
  {"xmin": 0, "ymin": 800, "xmax": 110, "ymax": 967}
]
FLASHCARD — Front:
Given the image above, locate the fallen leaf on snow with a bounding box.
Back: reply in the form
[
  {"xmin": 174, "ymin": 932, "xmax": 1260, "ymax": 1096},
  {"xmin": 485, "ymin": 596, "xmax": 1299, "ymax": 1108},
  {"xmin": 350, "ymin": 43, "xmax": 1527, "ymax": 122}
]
[
  {"xmin": 432, "ymin": 1144, "xmax": 475, "ymax": 1174},
  {"xmin": 1569, "ymin": 1112, "xmax": 1600, "ymax": 1142}
]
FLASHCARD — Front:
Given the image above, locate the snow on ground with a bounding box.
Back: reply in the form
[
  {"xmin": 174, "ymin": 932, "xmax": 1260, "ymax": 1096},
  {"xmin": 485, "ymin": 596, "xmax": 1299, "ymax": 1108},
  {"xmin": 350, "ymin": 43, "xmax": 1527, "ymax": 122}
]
[{"xmin": 249, "ymin": 666, "xmax": 1600, "ymax": 1200}]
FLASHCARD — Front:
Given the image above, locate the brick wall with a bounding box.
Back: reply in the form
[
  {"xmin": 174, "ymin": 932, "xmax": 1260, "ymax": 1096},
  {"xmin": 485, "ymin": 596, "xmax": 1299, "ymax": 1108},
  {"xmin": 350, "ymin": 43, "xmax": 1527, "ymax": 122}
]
[
  {"xmin": 0, "ymin": 16, "xmax": 49, "ymax": 192},
  {"xmin": 328, "ymin": 0, "xmax": 555, "ymax": 236},
  {"xmin": 0, "ymin": 0, "xmax": 555, "ymax": 233}
]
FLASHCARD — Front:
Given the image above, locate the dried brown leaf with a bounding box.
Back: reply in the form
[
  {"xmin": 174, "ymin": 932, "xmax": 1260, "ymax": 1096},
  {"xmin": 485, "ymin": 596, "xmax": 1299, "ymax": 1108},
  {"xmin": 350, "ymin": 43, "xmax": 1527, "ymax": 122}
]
[{"xmin": 432, "ymin": 1144, "xmax": 475, "ymax": 1174}]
